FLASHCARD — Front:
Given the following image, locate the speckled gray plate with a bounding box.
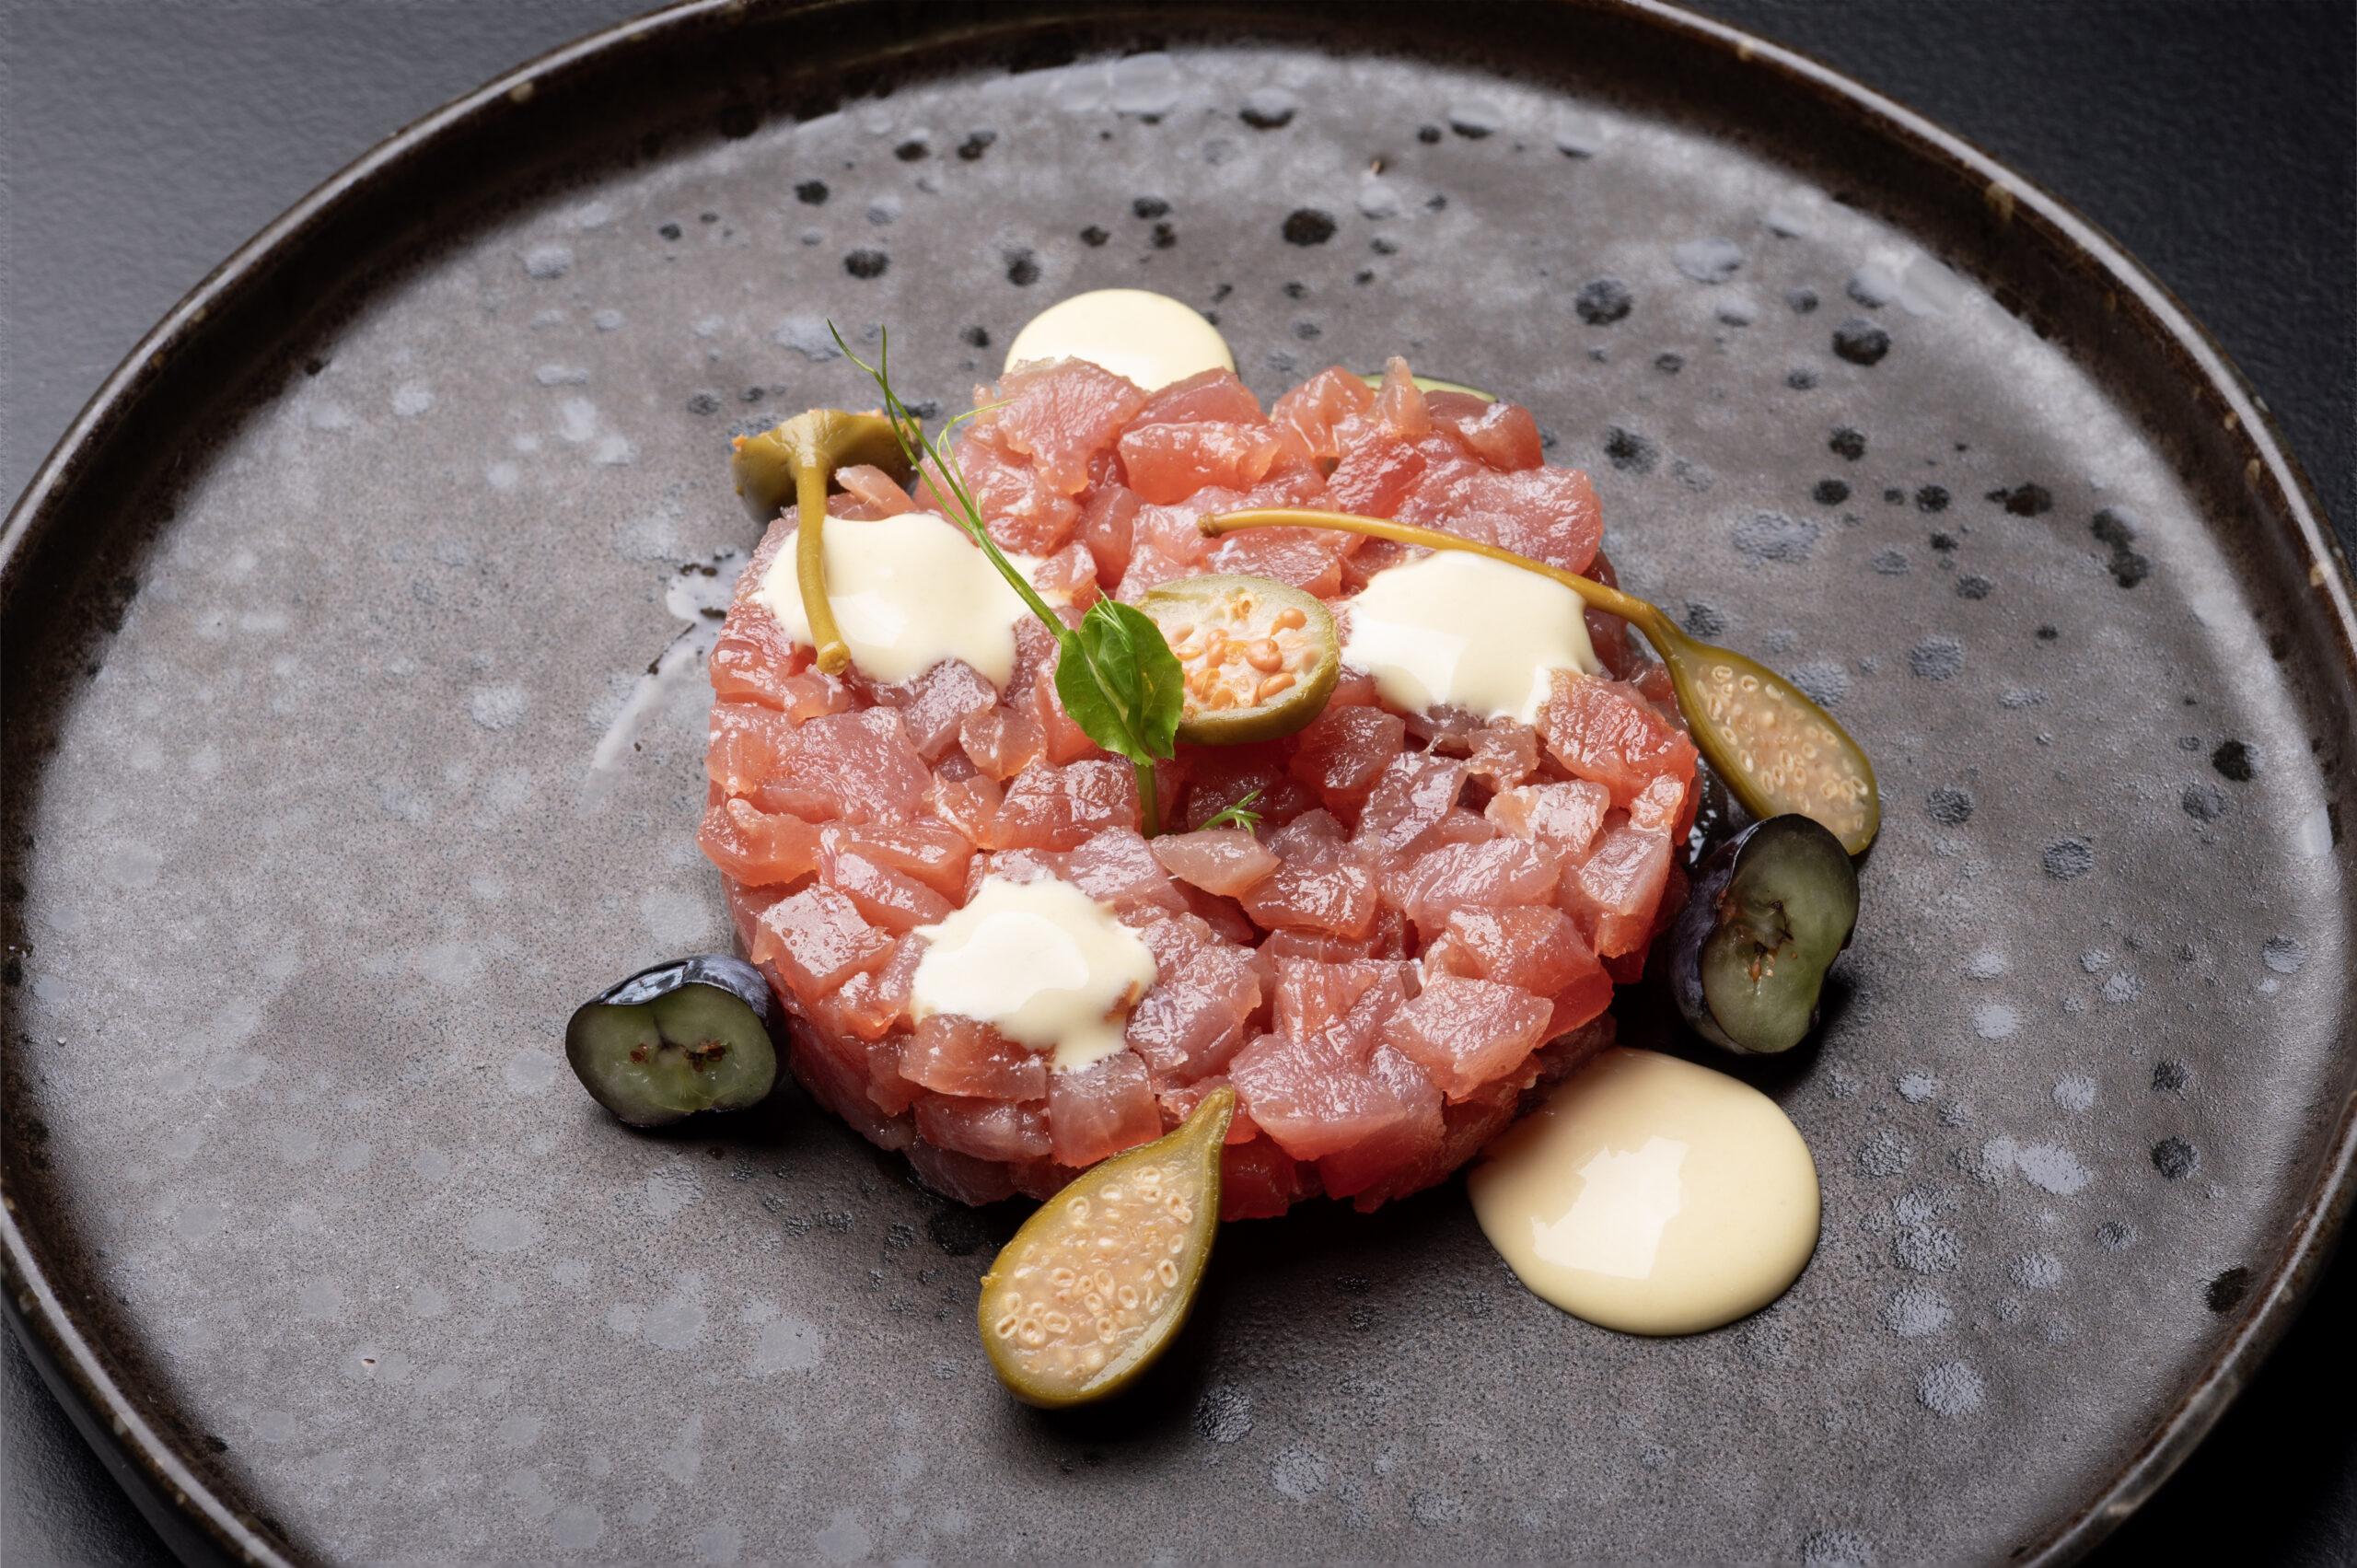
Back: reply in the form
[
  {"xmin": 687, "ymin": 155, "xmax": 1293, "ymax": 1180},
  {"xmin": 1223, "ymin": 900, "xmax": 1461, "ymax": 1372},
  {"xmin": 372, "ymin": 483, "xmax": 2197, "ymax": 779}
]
[{"xmin": 5, "ymin": 3, "xmax": 2353, "ymax": 1563}]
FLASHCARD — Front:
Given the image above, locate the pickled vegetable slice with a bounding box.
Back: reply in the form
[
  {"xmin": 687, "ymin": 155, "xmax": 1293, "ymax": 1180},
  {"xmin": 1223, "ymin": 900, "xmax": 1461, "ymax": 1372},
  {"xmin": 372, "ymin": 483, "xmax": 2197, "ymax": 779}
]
[
  {"xmin": 565, "ymin": 955, "xmax": 783, "ymax": 1126},
  {"xmin": 1139, "ymin": 574, "xmax": 1341, "ymax": 745},
  {"xmin": 978, "ymin": 1086, "xmax": 1233, "ymax": 1407},
  {"xmin": 1667, "ymin": 816, "xmax": 1860, "ymax": 1055}
]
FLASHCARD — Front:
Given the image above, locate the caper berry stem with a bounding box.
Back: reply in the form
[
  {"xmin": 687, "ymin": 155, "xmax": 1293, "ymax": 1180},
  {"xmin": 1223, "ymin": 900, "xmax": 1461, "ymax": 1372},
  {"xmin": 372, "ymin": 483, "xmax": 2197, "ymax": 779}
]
[
  {"xmin": 1202, "ymin": 506, "xmax": 1880, "ymax": 854},
  {"xmin": 793, "ymin": 460, "xmax": 852, "ymax": 675}
]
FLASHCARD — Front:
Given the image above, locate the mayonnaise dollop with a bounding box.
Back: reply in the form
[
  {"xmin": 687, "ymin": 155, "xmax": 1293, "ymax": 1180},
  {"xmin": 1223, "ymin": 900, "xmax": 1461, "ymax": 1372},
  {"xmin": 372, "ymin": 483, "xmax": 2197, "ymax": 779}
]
[
  {"xmin": 1340, "ymin": 550, "xmax": 1600, "ymax": 724},
  {"xmin": 1004, "ymin": 288, "xmax": 1233, "ymax": 391},
  {"xmin": 909, "ymin": 877, "xmax": 1157, "ymax": 1072},
  {"xmin": 1468, "ymin": 1048, "xmax": 1819, "ymax": 1336},
  {"xmin": 752, "ymin": 512, "xmax": 1032, "ymax": 687}
]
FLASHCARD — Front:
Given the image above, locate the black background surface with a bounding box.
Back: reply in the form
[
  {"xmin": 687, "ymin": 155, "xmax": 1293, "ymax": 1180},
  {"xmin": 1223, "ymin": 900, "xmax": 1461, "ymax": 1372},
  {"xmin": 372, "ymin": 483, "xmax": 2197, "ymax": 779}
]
[{"xmin": 2, "ymin": 2, "xmax": 2350, "ymax": 1562}]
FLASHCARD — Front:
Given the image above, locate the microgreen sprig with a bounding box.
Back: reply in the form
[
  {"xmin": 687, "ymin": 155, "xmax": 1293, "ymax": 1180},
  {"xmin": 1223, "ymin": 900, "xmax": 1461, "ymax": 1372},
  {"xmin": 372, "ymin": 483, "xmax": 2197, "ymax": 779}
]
[
  {"xmin": 1198, "ymin": 788, "xmax": 1264, "ymax": 833},
  {"xmin": 834, "ymin": 323, "xmax": 1185, "ymax": 835}
]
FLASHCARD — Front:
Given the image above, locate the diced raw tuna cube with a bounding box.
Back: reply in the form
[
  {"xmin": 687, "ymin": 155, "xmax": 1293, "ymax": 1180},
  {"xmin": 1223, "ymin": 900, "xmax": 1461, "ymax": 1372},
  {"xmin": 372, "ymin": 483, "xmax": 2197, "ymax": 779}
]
[
  {"xmin": 1120, "ymin": 422, "xmax": 1289, "ymax": 505},
  {"xmin": 1150, "ymin": 828, "xmax": 1282, "ymax": 898},
  {"xmin": 834, "ymin": 462, "xmax": 917, "ymax": 516},
  {"xmin": 705, "ymin": 702, "xmax": 797, "ymax": 798},
  {"xmin": 1273, "ymin": 957, "xmax": 1399, "ymax": 1040},
  {"xmin": 818, "ymin": 843, "xmax": 953, "ymax": 935},
  {"xmin": 1180, "ymin": 750, "xmax": 1319, "ymax": 831},
  {"xmin": 1220, "ymin": 1134, "xmax": 1321, "ymax": 1220},
  {"xmin": 1028, "ymin": 541, "xmax": 1102, "ymax": 614},
  {"xmin": 958, "ymin": 699, "xmax": 1047, "ymax": 783},
  {"xmin": 1126, "ymin": 923, "xmax": 1261, "ymax": 1083},
  {"xmin": 1026, "ymin": 647, "xmax": 1106, "ymax": 764},
  {"xmin": 930, "ymin": 769, "xmax": 1003, "ymax": 849},
  {"xmin": 1395, "ymin": 839, "xmax": 1562, "ymax": 938},
  {"xmin": 1326, "ymin": 436, "xmax": 1427, "ymax": 516},
  {"xmin": 1486, "ymin": 779, "xmax": 1613, "ymax": 855},
  {"xmin": 1354, "ymin": 752, "xmax": 1468, "ymax": 859},
  {"xmin": 1383, "ymin": 976, "xmax": 1554, "ymax": 1101},
  {"xmin": 1231, "ymin": 1029, "xmax": 1440, "ymax": 1169},
  {"xmin": 700, "ymin": 796, "xmax": 823, "ymax": 886},
  {"xmin": 1424, "ymin": 465, "xmax": 1603, "ymax": 575},
  {"xmin": 787, "ymin": 1018, "xmax": 914, "ymax": 1152},
  {"xmin": 1289, "ymin": 705, "xmax": 1410, "ymax": 821},
  {"xmin": 904, "ymin": 1137, "xmax": 1018, "ymax": 1205},
  {"xmin": 994, "ymin": 759, "xmax": 1142, "ymax": 850},
  {"xmin": 1077, "ymin": 483, "xmax": 1142, "ymax": 590},
  {"xmin": 900, "ymin": 1013, "xmax": 1050, "ymax": 1101},
  {"xmin": 1048, "ymin": 1051, "xmax": 1163, "ymax": 1166},
  {"xmin": 1466, "ymin": 721, "xmax": 1541, "ymax": 789},
  {"xmin": 742, "ymin": 708, "xmax": 933, "ymax": 824},
  {"xmin": 1563, "ymin": 816, "xmax": 1674, "ymax": 958},
  {"xmin": 1428, "ymin": 390, "xmax": 1544, "ymax": 471},
  {"xmin": 1538, "ymin": 671, "xmax": 1699, "ymax": 808},
  {"xmin": 723, "ymin": 877, "xmax": 785, "ymax": 957},
  {"xmin": 709, "ymin": 607, "xmax": 807, "ymax": 710},
  {"xmin": 984, "ymin": 357, "xmax": 1150, "ymax": 496},
  {"xmin": 1311, "ymin": 1045, "xmax": 1446, "ymax": 1200},
  {"xmin": 1344, "ymin": 1073, "xmax": 1527, "ymax": 1212},
  {"xmin": 1239, "ymin": 857, "xmax": 1378, "ymax": 938},
  {"xmin": 1126, "ymin": 367, "xmax": 1267, "ymax": 428},
  {"xmin": 915, "ymin": 1094, "xmax": 1052, "ymax": 1163},
  {"xmin": 822, "ymin": 819, "xmax": 973, "ymax": 900},
  {"xmin": 1627, "ymin": 770, "xmax": 1690, "ymax": 837},
  {"xmin": 1434, "ymin": 906, "xmax": 1601, "ymax": 1001},
  {"xmin": 1066, "ymin": 829, "xmax": 1189, "ymax": 918},
  {"xmin": 939, "ymin": 423, "xmax": 1079, "ymax": 555},
  {"xmin": 863, "ymin": 1037, "xmax": 923, "ymax": 1112},
  {"xmin": 874, "ymin": 659, "xmax": 999, "ymax": 762},
  {"xmin": 1156, "ymin": 1075, "xmax": 1261, "ymax": 1144},
  {"xmin": 754, "ymin": 885, "xmax": 893, "ymax": 999},
  {"xmin": 1268, "ymin": 365, "xmax": 1375, "ymax": 465}
]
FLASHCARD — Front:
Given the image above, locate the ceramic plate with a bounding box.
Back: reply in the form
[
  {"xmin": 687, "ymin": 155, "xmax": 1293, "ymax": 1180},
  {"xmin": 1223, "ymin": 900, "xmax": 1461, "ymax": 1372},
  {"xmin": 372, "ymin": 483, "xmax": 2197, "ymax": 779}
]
[{"xmin": 5, "ymin": 4, "xmax": 2351, "ymax": 1562}]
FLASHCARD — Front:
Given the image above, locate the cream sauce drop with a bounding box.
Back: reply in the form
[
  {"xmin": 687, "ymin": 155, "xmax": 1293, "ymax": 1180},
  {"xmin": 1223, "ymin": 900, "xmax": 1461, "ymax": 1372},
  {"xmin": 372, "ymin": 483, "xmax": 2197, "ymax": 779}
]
[
  {"xmin": 1468, "ymin": 1048, "xmax": 1819, "ymax": 1336},
  {"xmin": 1004, "ymin": 288, "xmax": 1235, "ymax": 391},
  {"xmin": 909, "ymin": 877, "xmax": 1158, "ymax": 1072},
  {"xmin": 1340, "ymin": 550, "xmax": 1599, "ymax": 724},
  {"xmin": 751, "ymin": 512, "xmax": 1034, "ymax": 688}
]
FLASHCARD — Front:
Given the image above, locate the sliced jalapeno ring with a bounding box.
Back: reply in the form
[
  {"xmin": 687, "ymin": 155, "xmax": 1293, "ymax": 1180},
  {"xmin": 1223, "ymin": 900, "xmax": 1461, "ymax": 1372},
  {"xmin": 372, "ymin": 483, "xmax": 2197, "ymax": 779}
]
[{"xmin": 1139, "ymin": 574, "xmax": 1341, "ymax": 745}]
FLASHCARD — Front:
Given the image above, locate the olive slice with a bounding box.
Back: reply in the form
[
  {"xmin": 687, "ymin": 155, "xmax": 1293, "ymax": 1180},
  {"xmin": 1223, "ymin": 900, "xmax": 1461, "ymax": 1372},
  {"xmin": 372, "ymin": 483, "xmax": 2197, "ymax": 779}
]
[
  {"xmin": 1668, "ymin": 816, "xmax": 1860, "ymax": 1055},
  {"xmin": 1139, "ymin": 574, "xmax": 1341, "ymax": 745},
  {"xmin": 978, "ymin": 1086, "xmax": 1233, "ymax": 1407},
  {"xmin": 565, "ymin": 955, "xmax": 783, "ymax": 1126}
]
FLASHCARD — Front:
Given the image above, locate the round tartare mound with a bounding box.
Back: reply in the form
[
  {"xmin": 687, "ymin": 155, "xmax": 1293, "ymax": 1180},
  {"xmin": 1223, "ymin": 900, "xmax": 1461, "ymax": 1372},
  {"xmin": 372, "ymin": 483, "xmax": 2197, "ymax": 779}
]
[{"xmin": 701, "ymin": 359, "xmax": 1699, "ymax": 1218}]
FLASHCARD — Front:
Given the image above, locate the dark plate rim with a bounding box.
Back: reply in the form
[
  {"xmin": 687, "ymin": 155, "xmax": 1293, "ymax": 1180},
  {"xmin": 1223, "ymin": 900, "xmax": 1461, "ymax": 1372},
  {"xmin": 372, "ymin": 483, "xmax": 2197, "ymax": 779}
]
[{"xmin": 3, "ymin": 3, "xmax": 2351, "ymax": 1563}]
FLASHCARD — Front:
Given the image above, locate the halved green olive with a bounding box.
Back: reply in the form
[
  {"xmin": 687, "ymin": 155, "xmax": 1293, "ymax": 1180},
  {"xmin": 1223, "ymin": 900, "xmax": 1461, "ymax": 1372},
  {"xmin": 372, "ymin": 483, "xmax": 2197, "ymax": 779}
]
[
  {"xmin": 1139, "ymin": 574, "xmax": 1340, "ymax": 745},
  {"xmin": 565, "ymin": 955, "xmax": 782, "ymax": 1126},
  {"xmin": 1667, "ymin": 816, "xmax": 1860, "ymax": 1055},
  {"xmin": 979, "ymin": 1086, "xmax": 1232, "ymax": 1408}
]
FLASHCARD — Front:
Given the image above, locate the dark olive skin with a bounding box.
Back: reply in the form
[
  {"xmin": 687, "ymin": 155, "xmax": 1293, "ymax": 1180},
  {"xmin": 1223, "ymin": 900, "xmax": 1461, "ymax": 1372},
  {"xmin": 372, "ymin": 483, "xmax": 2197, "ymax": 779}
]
[
  {"xmin": 565, "ymin": 955, "xmax": 783, "ymax": 1126},
  {"xmin": 1668, "ymin": 816, "xmax": 1860, "ymax": 1055}
]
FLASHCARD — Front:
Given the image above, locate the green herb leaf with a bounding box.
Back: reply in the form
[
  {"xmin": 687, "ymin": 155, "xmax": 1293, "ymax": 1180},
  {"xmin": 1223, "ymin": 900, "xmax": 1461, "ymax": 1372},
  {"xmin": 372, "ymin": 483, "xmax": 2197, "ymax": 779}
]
[
  {"xmin": 1198, "ymin": 787, "xmax": 1263, "ymax": 833},
  {"xmin": 1057, "ymin": 600, "xmax": 1184, "ymax": 765},
  {"xmin": 832, "ymin": 322, "xmax": 1185, "ymax": 832}
]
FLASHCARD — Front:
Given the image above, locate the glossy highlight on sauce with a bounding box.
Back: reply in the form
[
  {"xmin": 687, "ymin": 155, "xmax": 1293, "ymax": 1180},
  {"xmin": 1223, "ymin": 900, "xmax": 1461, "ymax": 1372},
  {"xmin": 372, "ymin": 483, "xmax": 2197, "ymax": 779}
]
[
  {"xmin": 909, "ymin": 877, "xmax": 1158, "ymax": 1072},
  {"xmin": 1004, "ymin": 287, "xmax": 1235, "ymax": 391},
  {"xmin": 1468, "ymin": 1048, "xmax": 1819, "ymax": 1335},
  {"xmin": 1339, "ymin": 549, "xmax": 1600, "ymax": 724},
  {"xmin": 752, "ymin": 512, "xmax": 1030, "ymax": 686}
]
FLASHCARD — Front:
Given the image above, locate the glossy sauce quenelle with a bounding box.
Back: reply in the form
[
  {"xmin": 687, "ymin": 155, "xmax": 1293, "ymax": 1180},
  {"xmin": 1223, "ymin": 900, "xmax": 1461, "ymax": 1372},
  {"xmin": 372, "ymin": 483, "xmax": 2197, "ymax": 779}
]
[{"xmin": 1468, "ymin": 1048, "xmax": 1819, "ymax": 1335}]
